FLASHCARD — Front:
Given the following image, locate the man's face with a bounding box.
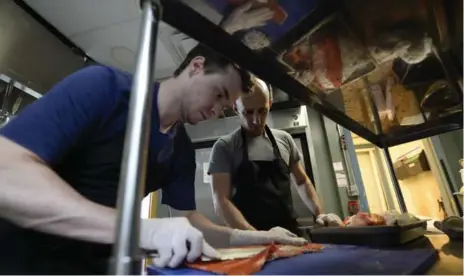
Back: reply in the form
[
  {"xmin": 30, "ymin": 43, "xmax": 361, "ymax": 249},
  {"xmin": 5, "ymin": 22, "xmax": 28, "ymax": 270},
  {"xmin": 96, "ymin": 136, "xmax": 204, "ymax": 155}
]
[
  {"xmin": 236, "ymin": 83, "xmax": 270, "ymax": 136},
  {"xmin": 181, "ymin": 57, "xmax": 243, "ymax": 125}
]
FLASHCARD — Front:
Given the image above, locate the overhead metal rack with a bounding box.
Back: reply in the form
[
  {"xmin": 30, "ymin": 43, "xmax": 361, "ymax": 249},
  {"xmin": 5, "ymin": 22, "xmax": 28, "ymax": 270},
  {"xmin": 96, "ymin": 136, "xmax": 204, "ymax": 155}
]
[
  {"xmin": 157, "ymin": 0, "xmax": 382, "ymax": 146},
  {"xmin": 14, "ymin": 0, "xmax": 461, "ymax": 149},
  {"xmin": 157, "ymin": 0, "xmax": 462, "ymax": 148}
]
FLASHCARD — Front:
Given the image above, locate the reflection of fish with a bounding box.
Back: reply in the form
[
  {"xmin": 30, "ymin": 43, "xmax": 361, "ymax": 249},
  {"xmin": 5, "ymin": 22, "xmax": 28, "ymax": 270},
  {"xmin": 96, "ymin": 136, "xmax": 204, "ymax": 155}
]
[
  {"xmin": 208, "ymin": 0, "xmax": 317, "ymax": 44},
  {"xmin": 242, "ymin": 30, "xmax": 271, "ymax": 50},
  {"xmin": 282, "ymin": 39, "xmax": 312, "ymax": 71},
  {"xmin": 227, "ymin": 0, "xmax": 288, "ymax": 24},
  {"xmin": 252, "ymin": 0, "xmax": 287, "ymax": 24},
  {"xmin": 280, "ymin": 30, "xmax": 343, "ymax": 91},
  {"xmin": 312, "ymin": 36, "xmax": 343, "ymax": 89}
]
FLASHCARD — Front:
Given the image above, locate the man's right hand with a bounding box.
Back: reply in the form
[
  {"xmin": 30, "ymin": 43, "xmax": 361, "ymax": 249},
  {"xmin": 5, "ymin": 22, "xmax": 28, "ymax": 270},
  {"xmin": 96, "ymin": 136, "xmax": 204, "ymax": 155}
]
[
  {"xmin": 140, "ymin": 217, "xmax": 220, "ymax": 268},
  {"xmin": 229, "ymin": 228, "xmax": 308, "ymax": 247},
  {"xmin": 316, "ymin": 213, "xmax": 343, "ymax": 227}
]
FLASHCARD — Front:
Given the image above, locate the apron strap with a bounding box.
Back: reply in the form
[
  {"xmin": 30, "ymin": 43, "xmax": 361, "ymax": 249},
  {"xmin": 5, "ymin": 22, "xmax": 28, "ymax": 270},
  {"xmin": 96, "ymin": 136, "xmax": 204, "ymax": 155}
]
[
  {"xmin": 264, "ymin": 126, "xmax": 290, "ymax": 170},
  {"xmin": 264, "ymin": 125, "xmax": 282, "ymax": 159},
  {"xmin": 240, "ymin": 127, "xmax": 249, "ymax": 161}
]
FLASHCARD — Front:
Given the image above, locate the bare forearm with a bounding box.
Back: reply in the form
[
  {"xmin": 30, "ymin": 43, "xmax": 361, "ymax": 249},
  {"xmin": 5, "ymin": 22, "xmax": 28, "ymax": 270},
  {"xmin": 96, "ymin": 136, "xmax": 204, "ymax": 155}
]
[
  {"xmin": 295, "ymin": 181, "xmax": 323, "ymax": 217},
  {"xmin": 0, "ymin": 158, "xmax": 116, "ymax": 244},
  {"xmin": 303, "ymin": 182, "xmax": 323, "ymax": 216},
  {"xmin": 292, "ymin": 163, "xmax": 323, "ymax": 217},
  {"xmin": 217, "ymin": 199, "xmax": 255, "ymax": 230}
]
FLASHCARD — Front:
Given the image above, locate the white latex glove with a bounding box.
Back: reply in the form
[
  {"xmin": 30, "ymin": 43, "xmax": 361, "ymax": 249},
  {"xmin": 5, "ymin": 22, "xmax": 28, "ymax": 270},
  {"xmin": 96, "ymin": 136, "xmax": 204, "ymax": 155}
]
[
  {"xmin": 221, "ymin": 1, "xmax": 274, "ymax": 34},
  {"xmin": 316, "ymin": 213, "xmax": 343, "ymax": 227},
  {"xmin": 230, "ymin": 228, "xmax": 307, "ymax": 247},
  {"xmin": 269, "ymin": 226, "xmax": 298, "ymax": 238},
  {"xmin": 140, "ymin": 217, "xmax": 220, "ymax": 268}
]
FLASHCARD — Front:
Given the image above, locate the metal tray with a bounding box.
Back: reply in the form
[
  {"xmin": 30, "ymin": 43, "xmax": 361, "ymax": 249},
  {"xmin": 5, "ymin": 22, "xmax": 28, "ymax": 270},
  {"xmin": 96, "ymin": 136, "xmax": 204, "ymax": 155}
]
[{"xmin": 309, "ymin": 221, "xmax": 427, "ymax": 247}]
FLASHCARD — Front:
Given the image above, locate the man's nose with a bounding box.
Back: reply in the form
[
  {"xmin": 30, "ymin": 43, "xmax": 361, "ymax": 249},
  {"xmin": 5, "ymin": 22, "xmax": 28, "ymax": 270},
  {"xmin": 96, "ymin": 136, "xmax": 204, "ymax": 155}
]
[
  {"xmin": 209, "ymin": 109, "xmax": 216, "ymax": 119},
  {"xmin": 252, "ymin": 114, "xmax": 261, "ymax": 125},
  {"xmin": 210, "ymin": 105, "xmax": 222, "ymax": 119}
]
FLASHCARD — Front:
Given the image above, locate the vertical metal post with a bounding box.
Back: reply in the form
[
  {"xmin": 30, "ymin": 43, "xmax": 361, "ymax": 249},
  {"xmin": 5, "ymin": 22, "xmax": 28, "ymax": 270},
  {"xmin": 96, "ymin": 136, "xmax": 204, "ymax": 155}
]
[
  {"xmin": 0, "ymin": 81, "xmax": 14, "ymax": 126},
  {"xmin": 304, "ymin": 107, "xmax": 343, "ymax": 217},
  {"xmin": 381, "ymin": 146, "xmax": 407, "ymax": 212},
  {"xmin": 110, "ymin": 0, "xmax": 160, "ymax": 275},
  {"xmin": 362, "ymin": 78, "xmax": 408, "ymax": 213},
  {"xmin": 337, "ymin": 126, "xmax": 370, "ymax": 212},
  {"xmin": 432, "ymin": 46, "xmax": 463, "ymax": 99}
]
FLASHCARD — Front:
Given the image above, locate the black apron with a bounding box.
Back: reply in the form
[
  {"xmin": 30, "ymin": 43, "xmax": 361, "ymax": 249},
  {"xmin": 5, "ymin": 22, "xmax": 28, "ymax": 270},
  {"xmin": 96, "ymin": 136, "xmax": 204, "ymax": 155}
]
[{"xmin": 231, "ymin": 126, "xmax": 301, "ymax": 236}]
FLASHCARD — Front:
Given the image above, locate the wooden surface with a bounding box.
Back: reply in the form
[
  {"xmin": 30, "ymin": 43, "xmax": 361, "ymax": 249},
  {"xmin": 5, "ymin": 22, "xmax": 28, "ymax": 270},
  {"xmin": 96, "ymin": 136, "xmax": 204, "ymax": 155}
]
[{"xmin": 417, "ymin": 234, "xmax": 463, "ymax": 275}]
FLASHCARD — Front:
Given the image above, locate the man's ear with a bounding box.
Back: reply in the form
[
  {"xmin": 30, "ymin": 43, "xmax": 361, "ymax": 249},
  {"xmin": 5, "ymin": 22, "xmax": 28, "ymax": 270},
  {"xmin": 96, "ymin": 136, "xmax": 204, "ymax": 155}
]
[
  {"xmin": 188, "ymin": 56, "xmax": 205, "ymax": 77},
  {"xmin": 267, "ymin": 84, "xmax": 273, "ymax": 108}
]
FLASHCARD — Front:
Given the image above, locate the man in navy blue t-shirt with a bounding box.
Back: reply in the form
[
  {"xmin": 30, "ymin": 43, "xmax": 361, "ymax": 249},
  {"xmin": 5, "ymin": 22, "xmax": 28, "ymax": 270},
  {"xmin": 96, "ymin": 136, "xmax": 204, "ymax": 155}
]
[{"xmin": 0, "ymin": 44, "xmax": 306, "ymax": 274}]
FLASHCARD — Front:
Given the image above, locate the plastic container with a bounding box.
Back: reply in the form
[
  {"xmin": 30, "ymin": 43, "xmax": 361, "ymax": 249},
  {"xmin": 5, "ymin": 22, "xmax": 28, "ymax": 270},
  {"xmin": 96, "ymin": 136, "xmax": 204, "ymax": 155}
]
[{"xmin": 309, "ymin": 221, "xmax": 427, "ymax": 247}]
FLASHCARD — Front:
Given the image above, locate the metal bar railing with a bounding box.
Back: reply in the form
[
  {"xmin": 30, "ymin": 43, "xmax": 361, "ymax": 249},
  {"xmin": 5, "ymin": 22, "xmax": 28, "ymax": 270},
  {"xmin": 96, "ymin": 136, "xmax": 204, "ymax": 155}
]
[
  {"xmin": 110, "ymin": 0, "xmax": 161, "ymax": 274},
  {"xmin": 362, "ymin": 77, "xmax": 408, "ymax": 213}
]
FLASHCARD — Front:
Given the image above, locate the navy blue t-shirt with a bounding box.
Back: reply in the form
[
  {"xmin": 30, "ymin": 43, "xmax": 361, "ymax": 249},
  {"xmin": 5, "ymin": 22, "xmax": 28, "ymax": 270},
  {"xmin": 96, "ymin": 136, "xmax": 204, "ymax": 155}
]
[{"xmin": 0, "ymin": 65, "xmax": 196, "ymax": 211}]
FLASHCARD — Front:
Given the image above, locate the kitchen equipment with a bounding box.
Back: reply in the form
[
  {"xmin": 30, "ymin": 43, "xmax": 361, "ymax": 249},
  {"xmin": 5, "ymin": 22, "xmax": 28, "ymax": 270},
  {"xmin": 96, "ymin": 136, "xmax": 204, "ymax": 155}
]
[
  {"xmin": 310, "ymin": 220, "xmax": 427, "ymax": 247},
  {"xmin": 433, "ymin": 216, "xmax": 463, "ymax": 241},
  {"xmin": 420, "ymin": 80, "xmax": 461, "ymax": 115},
  {"xmin": 393, "ymin": 147, "xmax": 430, "ymax": 179},
  {"xmin": 0, "ymin": 81, "xmax": 14, "ymax": 126}
]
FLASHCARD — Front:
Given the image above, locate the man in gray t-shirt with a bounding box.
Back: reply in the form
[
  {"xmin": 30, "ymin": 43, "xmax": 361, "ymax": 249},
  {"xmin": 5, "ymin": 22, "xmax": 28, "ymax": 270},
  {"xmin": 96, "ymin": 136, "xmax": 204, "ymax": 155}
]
[
  {"xmin": 208, "ymin": 79, "xmax": 342, "ymax": 235},
  {"xmin": 209, "ymin": 127, "xmax": 301, "ymax": 178}
]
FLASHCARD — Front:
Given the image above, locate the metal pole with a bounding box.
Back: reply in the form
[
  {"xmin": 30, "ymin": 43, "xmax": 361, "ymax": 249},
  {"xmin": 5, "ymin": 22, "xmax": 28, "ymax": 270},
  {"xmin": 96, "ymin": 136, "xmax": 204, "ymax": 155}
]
[
  {"xmin": 337, "ymin": 126, "xmax": 370, "ymax": 212},
  {"xmin": 381, "ymin": 146, "xmax": 407, "ymax": 212},
  {"xmin": 0, "ymin": 81, "xmax": 14, "ymax": 126},
  {"xmin": 362, "ymin": 78, "xmax": 408, "ymax": 213},
  {"xmin": 304, "ymin": 108, "xmax": 344, "ymax": 216},
  {"xmin": 110, "ymin": 0, "xmax": 160, "ymax": 274}
]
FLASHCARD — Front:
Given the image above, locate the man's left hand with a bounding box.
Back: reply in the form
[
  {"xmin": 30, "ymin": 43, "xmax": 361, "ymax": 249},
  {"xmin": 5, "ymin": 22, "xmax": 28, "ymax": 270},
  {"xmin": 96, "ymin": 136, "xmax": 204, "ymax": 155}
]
[
  {"xmin": 229, "ymin": 228, "xmax": 307, "ymax": 247},
  {"xmin": 269, "ymin": 226, "xmax": 298, "ymax": 238},
  {"xmin": 316, "ymin": 213, "xmax": 343, "ymax": 227}
]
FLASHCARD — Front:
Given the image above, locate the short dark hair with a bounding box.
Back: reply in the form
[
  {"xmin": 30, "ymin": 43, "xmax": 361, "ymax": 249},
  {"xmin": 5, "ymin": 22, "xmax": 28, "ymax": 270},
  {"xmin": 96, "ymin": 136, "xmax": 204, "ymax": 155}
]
[{"xmin": 173, "ymin": 43, "xmax": 253, "ymax": 94}]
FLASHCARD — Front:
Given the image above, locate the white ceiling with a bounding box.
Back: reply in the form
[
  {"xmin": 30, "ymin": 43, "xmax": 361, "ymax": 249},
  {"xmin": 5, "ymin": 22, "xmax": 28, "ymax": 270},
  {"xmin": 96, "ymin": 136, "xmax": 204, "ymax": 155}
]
[{"xmin": 23, "ymin": 0, "xmax": 220, "ymax": 80}]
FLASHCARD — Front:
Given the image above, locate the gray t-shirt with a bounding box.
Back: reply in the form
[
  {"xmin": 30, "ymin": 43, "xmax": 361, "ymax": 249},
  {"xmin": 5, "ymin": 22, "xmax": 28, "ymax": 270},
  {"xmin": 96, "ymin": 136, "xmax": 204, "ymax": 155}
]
[{"xmin": 208, "ymin": 128, "xmax": 301, "ymax": 177}]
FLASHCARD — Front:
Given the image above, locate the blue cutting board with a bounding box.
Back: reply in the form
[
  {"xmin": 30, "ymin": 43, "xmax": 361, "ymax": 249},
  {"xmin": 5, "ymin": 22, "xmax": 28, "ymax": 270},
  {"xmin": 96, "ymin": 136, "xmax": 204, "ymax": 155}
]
[{"xmin": 147, "ymin": 244, "xmax": 438, "ymax": 275}]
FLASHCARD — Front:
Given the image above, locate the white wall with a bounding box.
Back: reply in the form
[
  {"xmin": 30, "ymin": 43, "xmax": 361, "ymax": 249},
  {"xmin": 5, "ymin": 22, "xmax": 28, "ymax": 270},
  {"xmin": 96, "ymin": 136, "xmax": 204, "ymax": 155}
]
[{"xmin": 185, "ymin": 106, "xmax": 308, "ymax": 142}]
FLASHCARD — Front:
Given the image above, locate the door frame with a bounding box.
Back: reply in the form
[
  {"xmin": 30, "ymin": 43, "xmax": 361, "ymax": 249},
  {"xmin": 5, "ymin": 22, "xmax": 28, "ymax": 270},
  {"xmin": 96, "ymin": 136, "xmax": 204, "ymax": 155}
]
[
  {"xmin": 292, "ymin": 132, "xmax": 314, "ymax": 184},
  {"xmin": 355, "ymin": 147, "xmax": 389, "ymax": 212},
  {"xmin": 424, "ymin": 137, "xmax": 461, "ymax": 216}
]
